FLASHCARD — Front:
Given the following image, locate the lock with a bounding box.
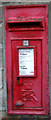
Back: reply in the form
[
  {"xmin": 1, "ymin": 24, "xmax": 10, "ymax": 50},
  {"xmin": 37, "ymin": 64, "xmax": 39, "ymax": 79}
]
[
  {"xmin": 15, "ymin": 100, "xmax": 24, "ymax": 107},
  {"xmin": 17, "ymin": 77, "xmax": 23, "ymax": 85},
  {"xmin": 17, "ymin": 77, "xmax": 20, "ymax": 84}
]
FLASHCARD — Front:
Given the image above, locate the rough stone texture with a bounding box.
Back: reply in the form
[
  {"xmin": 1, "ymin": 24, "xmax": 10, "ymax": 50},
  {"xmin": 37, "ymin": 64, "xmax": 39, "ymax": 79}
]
[
  {"xmin": 0, "ymin": 68, "xmax": 2, "ymax": 89},
  {"xmin": 0, "ymin": 51, "xmax": 2, "ymax": 67},
  {"xmin": 0, "ymin": 6, "xmax": 2, "ymax": 23},
  {"xmin": 49, "ymin": 57, "xmax": 51, "ymax": 69},
  {"xmin": 0, "ymin": 89, "xmax": 2, "ymax": 110},
  {"xmin": 0, "ymin": 24, "xmax": 2, "ymax": 44},
  {"xmin": 0, "ymin": 1, "xmax": 51, "ymax": 119},
  {"xmin": 0, "ymin": 0, "xmax": 51, "ymax": 2},
  {"xmin": 0, "ymin": 110, "xmax": 2, "ymax": 120}
]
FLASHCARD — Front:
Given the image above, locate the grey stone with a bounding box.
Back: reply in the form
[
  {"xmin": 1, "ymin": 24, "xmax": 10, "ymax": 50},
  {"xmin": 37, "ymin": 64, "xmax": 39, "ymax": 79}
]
[
  {"xmin": 2, "ymin": 0, "xmax": 51, "ymax": 2},
  {"xmin": 0, "ymin": 48, "xmax": 2, "ymax": 66},
  {"xmin": 0, "ymin": 111, "xmax": 20, "ymax": 119},
  {"xmin": 0, "ymin": 68, "xmax": 2, "ymax": 89},
  {"xmin": 49, "ymin": 76, "xmax": 51, "ymax": 85},
  {"xmin": 2, "ymin": 68, "xmax": 7, "ymax": 111},
  {"xmin": 48, "ymin": 42, "xmax": 51, "ymax": 54},
  {"xmin": 48, "ymin": 56, "xmax": 51, "ymax": 69},
  {"xmin": 0, "ymin": 110, "xmax": 2, "ymax": 120},
  {"xmin": 49, "ymin": 69, "xmax": 51, "ymax": 76},
  {"xmin": 0, "ymin": 89, "xmax": 2, "ymax": 111},
  {"xmin": 0, "ymin": 24, "xmax": 2, "ymax": 44},
  {"xmin": 49, "ymin": 87, "xmax": 51, "ymax": 95},
  {"xmin": 0, "ymin": 4, "xmax": 2, "ymax": 23},
  {"xmin": 0, "ymin": 0, "xmax": 50, "ymax": 3}
]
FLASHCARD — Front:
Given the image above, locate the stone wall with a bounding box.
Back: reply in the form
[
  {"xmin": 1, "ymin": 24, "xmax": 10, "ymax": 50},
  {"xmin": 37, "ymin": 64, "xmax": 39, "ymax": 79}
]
[{"xmin": 0, "ymin": 1, "xmax": 51, "ymax": 119}]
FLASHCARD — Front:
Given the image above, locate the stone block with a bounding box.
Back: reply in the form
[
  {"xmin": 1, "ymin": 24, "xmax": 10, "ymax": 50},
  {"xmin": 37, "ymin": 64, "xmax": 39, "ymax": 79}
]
[
  {"xmin": 49, "ymin": 87, "xmax": 51, "ymax": 96},
  {"xmin": 1, "ymin": 0, "xmax": 51, "ymax": 3},
  {"xmin": 0, "ymin": 5, "xmax": 2, "ymax": 23},
  {"xmin": 0, "ymin": 67, "xmax": 2, "ymax": 89},
  {"xmin": 0, "ymin": 89, "xmax": 2, "ymax": 111},
  {"xmin": 48, "ymin": 41, "xmax": 51, "ymax": 54},
  {"xmin": 48, "ymin": 55, "xmax": 51, "ymax": 69},
  {"xmin": 49, "ymin": 75, "xmax": 51, "ymax": 85},
  {"xmin": 0, "ymin": 110, "xmax": 2, "ymax": 120},
  {"xmin": 49, "ymin": 69, "xmax": 51, "ymax": 76},
  {"xmin": 0, "ymin": 24, "xmax": 2, "ymax": 44},
  {"xmin": 0, "ymin": 48, "xmax": 2, "ymax": 66}
]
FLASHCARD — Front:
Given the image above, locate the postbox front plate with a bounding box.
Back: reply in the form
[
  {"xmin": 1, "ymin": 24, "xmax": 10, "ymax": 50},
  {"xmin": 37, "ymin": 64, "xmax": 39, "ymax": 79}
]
[
  {"xmin": 5, "ymin": 5, "xmax": 49, "ymax": 115},
  {"xmin": 12, "ymin": 39, "xmax": 41, "ymax": 109}
]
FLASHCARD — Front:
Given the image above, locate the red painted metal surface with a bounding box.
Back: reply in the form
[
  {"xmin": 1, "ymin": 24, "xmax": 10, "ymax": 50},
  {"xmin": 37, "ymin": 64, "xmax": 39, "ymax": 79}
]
[{"xmin": 5, "ymin": 5, "xmax": 49, "ymax": 115}]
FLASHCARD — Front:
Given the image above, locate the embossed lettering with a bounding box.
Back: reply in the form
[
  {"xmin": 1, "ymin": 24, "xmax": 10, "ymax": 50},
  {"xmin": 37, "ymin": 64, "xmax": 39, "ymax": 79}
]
[{"xmin": 21, "ymin": 89, "xmax": 38, "ymax": 102}]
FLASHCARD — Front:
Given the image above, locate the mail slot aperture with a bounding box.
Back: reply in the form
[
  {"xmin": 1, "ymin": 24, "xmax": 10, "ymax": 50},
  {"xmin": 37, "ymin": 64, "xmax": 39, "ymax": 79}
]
[{"xmin": 7, "ymin": 17, "xmax": 44, "ymax": 31}]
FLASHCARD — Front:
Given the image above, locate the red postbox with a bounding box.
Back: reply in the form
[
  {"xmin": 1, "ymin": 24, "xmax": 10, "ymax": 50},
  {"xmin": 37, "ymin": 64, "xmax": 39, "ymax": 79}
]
[{"xmin": 5, "ymin": 5, "xmax": 49, "ymax": 115}]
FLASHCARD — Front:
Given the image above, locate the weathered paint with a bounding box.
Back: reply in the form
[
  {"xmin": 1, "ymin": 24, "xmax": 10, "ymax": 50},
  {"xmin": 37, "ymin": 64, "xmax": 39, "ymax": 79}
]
[{"xmin": 5, "ymin": 5, "xmax": 49, "ymax": 115}]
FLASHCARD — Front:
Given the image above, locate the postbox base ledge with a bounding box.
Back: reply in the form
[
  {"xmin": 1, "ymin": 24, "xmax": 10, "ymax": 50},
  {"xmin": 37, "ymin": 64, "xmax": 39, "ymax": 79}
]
[{"xmin": 7, "ymin": 109, "xmax": 49, "ymax": 115}]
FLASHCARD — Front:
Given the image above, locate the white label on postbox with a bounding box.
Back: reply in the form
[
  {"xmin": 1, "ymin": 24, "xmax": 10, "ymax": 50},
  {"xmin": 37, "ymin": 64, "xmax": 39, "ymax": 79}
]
[
  {"xmin": 19, "ymin": 49, "xmax": 34, "ymax": 76},
  {"xmin": 23, "ymin": 40, "xmax": 29, "ymax": 46}
]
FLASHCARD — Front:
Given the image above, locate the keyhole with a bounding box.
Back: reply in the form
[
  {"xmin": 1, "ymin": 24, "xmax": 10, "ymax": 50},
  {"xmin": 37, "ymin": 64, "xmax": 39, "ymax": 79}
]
[{"xmin": 17, "ymin": 77, "xmax": 20, "ymax": 84}]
